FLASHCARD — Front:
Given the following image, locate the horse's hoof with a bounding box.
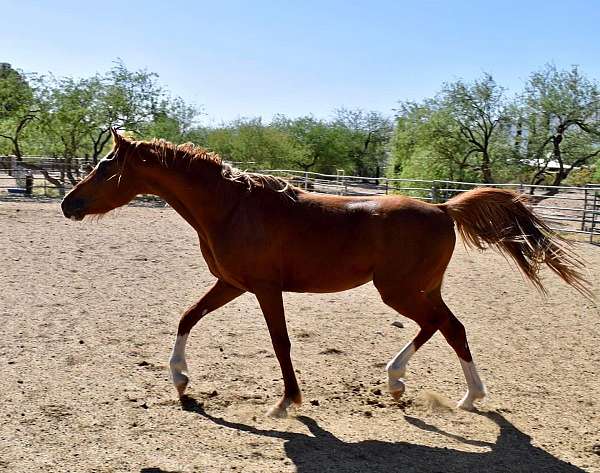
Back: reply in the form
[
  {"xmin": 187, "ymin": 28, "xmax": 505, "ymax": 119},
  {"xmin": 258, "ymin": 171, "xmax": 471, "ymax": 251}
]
[
  {"xmin": 389, "ymin": 379, "xmax": 406, "ymax": 401},
  {"xmin": 457, "ymin": 390, "xmax": 485, "ymax": 411},
  {"xmin": 172, "ymin": 372, "xmax": 189, "ymax": 398},
  {"xmin": 176, "ymin": 382, "xmax": 188, "ymax": 398},
  {"xmin": 457, "ymin": 398, "xmax": 475, "ymax": 411},
  {"xmin": 266, "ymin": 404, "xmax": 288, "ymax": 418}
]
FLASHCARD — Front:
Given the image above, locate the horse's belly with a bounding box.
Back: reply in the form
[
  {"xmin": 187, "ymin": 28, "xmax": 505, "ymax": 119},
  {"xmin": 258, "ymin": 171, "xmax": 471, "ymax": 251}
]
[{"xmin": 281, "ymin": 260, "xmax": 374, "ymax": 293}]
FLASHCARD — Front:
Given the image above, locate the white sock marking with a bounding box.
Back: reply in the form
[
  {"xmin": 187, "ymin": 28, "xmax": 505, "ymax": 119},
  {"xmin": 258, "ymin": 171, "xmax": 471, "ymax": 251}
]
[
  {"xmin": 457, "ymin": 358, "xmax": 487, "ymax": 410},
  {"xmin": 169, "ymin": 309, "xmax": 208, "ymax": 391},
  {"xmin": 170, "ymin": 333, "xmax": 189, "ymax": 385},
  {"xmin": 386, "ymin": 341, "xmax": 416, "ymax": 394},
  {"xmin": 387, "ymin": 341, "xmax": 416, "ymax": 378}
]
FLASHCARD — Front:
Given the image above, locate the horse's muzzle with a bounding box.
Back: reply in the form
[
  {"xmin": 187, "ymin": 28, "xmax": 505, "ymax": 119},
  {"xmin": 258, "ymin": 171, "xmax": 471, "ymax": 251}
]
[{"xmin": 61, "ymin": 196, "xmax": 86, "ymax": 221}]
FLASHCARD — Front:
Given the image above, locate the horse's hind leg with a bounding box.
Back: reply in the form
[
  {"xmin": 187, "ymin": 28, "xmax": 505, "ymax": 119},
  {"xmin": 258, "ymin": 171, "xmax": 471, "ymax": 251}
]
[
  {"xmin": 374, "ymin": 277, "xmax": 448, "ymax": 400},
  {"xmin": 428, "ymin": 289, "xmax": 487, "ymax": 410},
  {"xmin": 170, "ymin": 279, "xmax": 244, "ymax": 397}
]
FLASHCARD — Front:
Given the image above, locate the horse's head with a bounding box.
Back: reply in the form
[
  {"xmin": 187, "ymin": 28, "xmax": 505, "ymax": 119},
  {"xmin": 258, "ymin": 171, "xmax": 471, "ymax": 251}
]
[{"xmin": 61, "ymin": 130, "xmax": 148, "ymax": 220}]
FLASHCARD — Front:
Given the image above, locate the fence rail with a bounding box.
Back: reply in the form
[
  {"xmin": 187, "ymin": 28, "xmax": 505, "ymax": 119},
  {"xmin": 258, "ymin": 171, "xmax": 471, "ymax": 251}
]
[{"xmin": 1, "ymin": 161, "xmax": 599, "ymax": 243}]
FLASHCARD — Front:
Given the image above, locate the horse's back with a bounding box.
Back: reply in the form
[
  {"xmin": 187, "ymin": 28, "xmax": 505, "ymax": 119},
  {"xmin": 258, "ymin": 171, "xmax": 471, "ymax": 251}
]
[{"xmin": 296, "ymin": 192, "xmax": 454, "ymax": 240}]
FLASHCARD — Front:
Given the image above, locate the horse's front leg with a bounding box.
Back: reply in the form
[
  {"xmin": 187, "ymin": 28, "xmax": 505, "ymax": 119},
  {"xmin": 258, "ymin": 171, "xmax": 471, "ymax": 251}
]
[
  {"xmin": 255, "ymin": 288, "xmax": 301, "ymax": 418},
  {"xmin": 170, "ymin": 279, "xmax": 244, "ymax": 397}
]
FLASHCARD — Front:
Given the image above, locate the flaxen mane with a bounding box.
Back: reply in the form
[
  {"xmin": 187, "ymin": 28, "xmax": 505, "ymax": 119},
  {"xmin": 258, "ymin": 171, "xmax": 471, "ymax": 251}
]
[{"xmin": 140, "ymin": 139, "xmax": 301, "ymax": 200}]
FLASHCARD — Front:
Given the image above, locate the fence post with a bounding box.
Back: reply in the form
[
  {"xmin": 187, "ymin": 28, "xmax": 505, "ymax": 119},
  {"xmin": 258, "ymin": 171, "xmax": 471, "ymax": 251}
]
[
  {"xmin": 25, "ymin": 172, "xmax": 33, "ymax": 196},
  {"xmin": 582, "ymin": 186, "xmax": 589, "ymax": 231},
  {"xmin": 304, "ymin": 171, "xmax": 308, "ymax": 190},
  {"xmin": 431, "ymin": 181, "xmax": 439, "ymax": 203},
  {"xmin": 334, "ymin": 169, "xmax": 342, "ymax": 195},
  {"xmin": 385, "ymin": 178, "xmax": 389, "ymax": 195},
  {"xmin": 591, "ymin": 190, "xmax": 598, "ymax": 244}
]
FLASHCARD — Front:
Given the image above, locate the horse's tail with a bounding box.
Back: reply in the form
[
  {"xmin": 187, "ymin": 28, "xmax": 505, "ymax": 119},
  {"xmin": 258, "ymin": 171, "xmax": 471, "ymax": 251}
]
[{"xmin": 439, "ymin": 187, "xmax": 592, "ymax": 298}]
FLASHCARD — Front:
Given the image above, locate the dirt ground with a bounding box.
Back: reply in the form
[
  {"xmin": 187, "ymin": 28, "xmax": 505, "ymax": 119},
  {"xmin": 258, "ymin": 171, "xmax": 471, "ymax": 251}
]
[{"xmin": 1, "ymin": 201, "xmax": 599, "ymax": 473}]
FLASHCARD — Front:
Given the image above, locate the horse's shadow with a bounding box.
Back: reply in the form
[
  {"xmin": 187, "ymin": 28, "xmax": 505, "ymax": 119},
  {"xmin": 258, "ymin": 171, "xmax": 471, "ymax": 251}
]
[{"xmin": 178, "ymin": 396, "xmax": 584, "ymax": 473}]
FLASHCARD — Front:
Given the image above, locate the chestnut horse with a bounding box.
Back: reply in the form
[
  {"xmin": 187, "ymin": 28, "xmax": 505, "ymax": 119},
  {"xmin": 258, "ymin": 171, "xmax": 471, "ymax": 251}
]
[{"xmin": 62, "ymin": 130, "xmax": 590, "ymax": 417}]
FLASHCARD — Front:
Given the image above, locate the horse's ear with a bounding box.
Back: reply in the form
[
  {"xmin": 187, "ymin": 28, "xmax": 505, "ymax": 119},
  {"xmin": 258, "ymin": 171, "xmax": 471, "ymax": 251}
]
[{"xmin": 110, "ymin": 127, "xmax": 122, "ymax": 146}]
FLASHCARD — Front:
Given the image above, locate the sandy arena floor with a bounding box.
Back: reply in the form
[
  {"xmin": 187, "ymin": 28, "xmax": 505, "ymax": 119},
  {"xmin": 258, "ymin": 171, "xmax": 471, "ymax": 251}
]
[{"xmin": 1, "ymin": 201, "xmax": 599, "ymax": 472}]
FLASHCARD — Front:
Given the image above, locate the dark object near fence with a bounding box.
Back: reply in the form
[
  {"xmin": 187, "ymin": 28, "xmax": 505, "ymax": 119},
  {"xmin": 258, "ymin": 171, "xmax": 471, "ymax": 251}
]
[
  {"xmin": 7, "ymin": 171, "xmax": 34, "ymax": 196},
  {"xmin": 25, "ymin": 173, "xmax": 33, "ymax": 196}
]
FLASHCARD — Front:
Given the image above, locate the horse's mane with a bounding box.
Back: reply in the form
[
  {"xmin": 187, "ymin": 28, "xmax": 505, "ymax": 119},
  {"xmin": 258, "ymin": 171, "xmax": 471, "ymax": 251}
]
[{"xmin": 139, "ymin": 138, "xmax": 301, "ymax": 200}]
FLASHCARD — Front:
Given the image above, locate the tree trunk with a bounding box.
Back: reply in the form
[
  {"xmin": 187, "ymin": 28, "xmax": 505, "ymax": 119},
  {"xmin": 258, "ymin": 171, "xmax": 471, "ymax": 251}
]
[
  {"xmin": 14, "ymin": 138, "xmax": 22, "ymax": 160},
  {"xmin": 513, "ymin": 119, "xmax": 522, "ymax": 154},
  {"xmin": 92, "ymin": 129, "xmax": 112, "ymax": 164},
  {"xmin": 294, "ymin": 153, "xmax": 318, "ymax": 173},
  {"xmin": 0, "ymin": 135, "xmax": 22, "ymax": 160},
  {"xmin": 545, "ymin": 129, "xmax": 565, "ymax": 195},
  {"xmin": 481, "ymin": 150, "xmax": 493, "ymax": 183}
]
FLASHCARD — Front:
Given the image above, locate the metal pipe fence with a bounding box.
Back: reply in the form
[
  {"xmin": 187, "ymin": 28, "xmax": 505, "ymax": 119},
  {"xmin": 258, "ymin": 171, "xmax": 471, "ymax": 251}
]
[{"xmin": 1, "ymin": 164, "xmax": 599, "ymax": 243}]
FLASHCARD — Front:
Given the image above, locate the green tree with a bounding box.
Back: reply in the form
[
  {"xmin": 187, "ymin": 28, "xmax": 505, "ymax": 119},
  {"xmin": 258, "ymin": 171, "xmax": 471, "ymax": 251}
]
[
  {"xmin": 30, "ymin": 61, "xmax": 198, "ymax": 171},
  {"xmin": 333, "ymin": 108, "xmax": 393, "ymax": 177},
  {"xmin": 139, "ymin": 96, "xmax": 199, "ymax": 144},
  {"xmin": 37, "ymin": 75, "xmax": 97, "ymax": 173},
  {"xmin": 88, "ymin": 61, "xmax": 171, "ymax": 161},
  {"xmin": 206, "ymin": 118, "xmax": 306, "ymax": 169},
  {"xmin": 205, "ymin": 125, "xmax": 236, "ymax": 161},
  {"xmin": 391, "ymin": 102, "xmax": 478, "ymax": 181},
  {"xmin": 390, "ymin": 74, "xmax": 510, "ymax": 183},
  {"xmin": 272, "ymin": 115, "xmax": 352, "ymax": 174},
  {"xmin": 519, "ymin": 65, "xmax": 600, "ymax": 190},
  {"xmin": 439, "ymin": 74, "xmax": 508, "ymax": 183},
  {"xmin": 0, "ymin": 64, "xmax": 38, "ymax": 159}
]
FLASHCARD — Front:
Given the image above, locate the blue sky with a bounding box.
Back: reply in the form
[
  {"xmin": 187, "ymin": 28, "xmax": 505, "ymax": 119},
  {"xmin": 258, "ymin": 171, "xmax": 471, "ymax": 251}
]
[{"xmin": 2, "ymin": 0, "xmax": 599, "ymax": 123}]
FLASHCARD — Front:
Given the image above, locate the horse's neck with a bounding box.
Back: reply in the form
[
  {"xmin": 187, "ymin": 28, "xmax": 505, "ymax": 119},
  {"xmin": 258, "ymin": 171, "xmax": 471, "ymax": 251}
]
[{"xmin": 149, "ymin": 167, "xmax": 241, "ymax": 237}]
